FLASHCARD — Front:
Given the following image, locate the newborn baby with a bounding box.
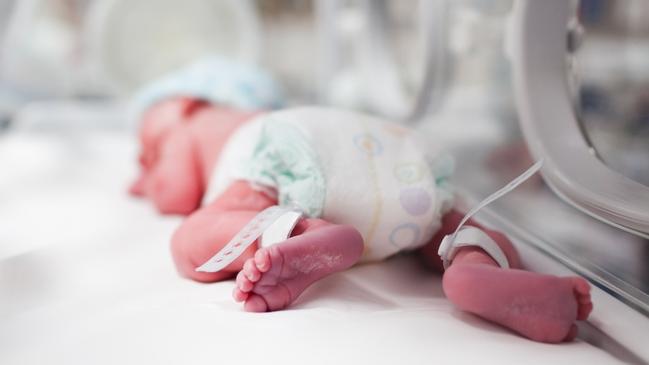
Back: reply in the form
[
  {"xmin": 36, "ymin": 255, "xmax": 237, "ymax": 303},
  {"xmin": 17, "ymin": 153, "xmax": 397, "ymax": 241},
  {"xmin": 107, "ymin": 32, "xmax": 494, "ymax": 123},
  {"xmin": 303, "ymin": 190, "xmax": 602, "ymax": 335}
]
[
  {"xmin": 129, "ymin": 58, "xmax": 592, "ymax": 344},
  {"xmin": 129, "ymin": 56, "xmax": 282, "ymax": 214},
  {"xmin": 133, "ymin": 101, "xmax": 592, "ymax": 344}
]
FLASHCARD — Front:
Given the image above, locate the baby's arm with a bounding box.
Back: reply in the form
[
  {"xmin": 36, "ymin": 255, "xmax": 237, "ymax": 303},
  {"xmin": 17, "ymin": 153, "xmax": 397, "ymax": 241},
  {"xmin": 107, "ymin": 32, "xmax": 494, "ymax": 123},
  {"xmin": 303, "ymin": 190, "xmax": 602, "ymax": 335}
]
[
  {"xmin": 420, "ymin": 210, "xmax": 592, "ymax": 343},
  {"xmin": 146, "ymin": 125, "xmax": 205, "ymax": 214},
  {"xmin": 131, "ymin": 98, "xmax": 261, "ymax": 215},
  {"xmin": 130, "ymin": 97, "xmax": 221, "ymax": 216}
]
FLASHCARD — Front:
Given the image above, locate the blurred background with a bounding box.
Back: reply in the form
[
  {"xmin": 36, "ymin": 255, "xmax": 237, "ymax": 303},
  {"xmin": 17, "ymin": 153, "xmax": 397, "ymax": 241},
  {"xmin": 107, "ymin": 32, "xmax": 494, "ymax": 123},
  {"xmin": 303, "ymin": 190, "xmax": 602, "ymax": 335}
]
[{"xmin": 1, "ymin": 1, "xmax": 649, "ymax": 361}]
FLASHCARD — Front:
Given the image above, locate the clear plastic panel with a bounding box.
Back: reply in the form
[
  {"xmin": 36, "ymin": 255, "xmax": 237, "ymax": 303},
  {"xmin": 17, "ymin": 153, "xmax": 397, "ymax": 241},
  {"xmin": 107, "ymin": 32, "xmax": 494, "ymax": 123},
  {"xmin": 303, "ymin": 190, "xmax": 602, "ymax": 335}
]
[{"xmin": 574, "ymin": 0, "xmax": 649, "ymax": 187}]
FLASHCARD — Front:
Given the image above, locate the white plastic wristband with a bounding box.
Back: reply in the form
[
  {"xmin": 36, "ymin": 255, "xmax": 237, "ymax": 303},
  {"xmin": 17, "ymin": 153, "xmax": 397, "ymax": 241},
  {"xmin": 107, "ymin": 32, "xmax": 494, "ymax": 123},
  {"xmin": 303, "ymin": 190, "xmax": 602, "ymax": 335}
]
[
  {"xmin": 260, "ymin": 209, "xmax": 303, "ymax": 248},
  {"xmin": 195, "ymin": 205, "xmax": 303, "ymax": 273}
]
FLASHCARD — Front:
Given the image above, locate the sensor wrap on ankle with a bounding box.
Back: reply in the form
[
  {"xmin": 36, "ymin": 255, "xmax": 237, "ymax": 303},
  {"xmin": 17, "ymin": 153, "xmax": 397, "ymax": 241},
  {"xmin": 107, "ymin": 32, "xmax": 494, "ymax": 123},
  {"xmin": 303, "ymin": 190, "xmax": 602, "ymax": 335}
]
[
  {"xmin": 438, "ymin": 226, "xmax": 509, "ymax": 269},
  {"xmin": 195, "ymin": 206, "xmax": 303, "ymax": 273},
  {"xmin": 438, "ymin": 160, "xmax": 543, "ymax": 269}
]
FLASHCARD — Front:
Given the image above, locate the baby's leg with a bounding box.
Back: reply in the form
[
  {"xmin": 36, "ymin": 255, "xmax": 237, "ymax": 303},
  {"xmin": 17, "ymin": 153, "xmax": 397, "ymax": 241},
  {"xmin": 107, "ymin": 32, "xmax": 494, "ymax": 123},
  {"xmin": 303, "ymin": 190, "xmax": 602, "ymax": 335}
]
[
  {"xmin": 173, "ymin": 180, "xmax": 363, "ymax": 310},
  {"xmin": 421, "ymin": 210, "xmax": 593, "ymax": 343},
  {"xmin": 171, "ymin": 181, "xmax": 277, "ymax": 282},
  {"xmin": 172, "ymin": 208, "xmax": 264, "ymax": 282},
  {"xmin": 233, "ymin": 219, "xmax": 364, "ymax": 312}
]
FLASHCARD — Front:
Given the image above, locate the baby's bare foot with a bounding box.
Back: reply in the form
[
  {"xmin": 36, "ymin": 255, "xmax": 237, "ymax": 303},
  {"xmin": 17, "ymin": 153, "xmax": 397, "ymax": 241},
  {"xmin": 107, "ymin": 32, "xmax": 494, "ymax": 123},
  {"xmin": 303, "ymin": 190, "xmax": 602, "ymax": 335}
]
[
  {"xmin": 233, "ymin": 225, "xmax": 363, "ymax": 312},
  {"xmin": 443, "ymin": 264, "xmax": 592, "ymax": 343}
]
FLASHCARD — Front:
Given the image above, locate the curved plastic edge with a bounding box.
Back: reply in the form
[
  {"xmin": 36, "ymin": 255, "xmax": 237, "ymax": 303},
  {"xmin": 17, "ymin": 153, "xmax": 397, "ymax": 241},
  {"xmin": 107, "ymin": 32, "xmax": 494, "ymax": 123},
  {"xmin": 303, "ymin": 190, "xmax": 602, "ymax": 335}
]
[{"xmin": 510, "ymin": 0, "xmax": 649, "ymax": 236}]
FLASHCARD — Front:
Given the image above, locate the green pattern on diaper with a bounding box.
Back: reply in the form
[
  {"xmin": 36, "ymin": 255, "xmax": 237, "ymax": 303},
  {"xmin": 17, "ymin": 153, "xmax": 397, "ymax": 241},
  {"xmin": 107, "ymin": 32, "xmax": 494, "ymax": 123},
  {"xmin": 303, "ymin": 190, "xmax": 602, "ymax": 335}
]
[
  {"xmin": 430, "ymin": 153, "xmax": 454, "ymax": 186},
  {"xmin": 245, "ymin": 119, "xmax": 326, "ymax": 218},
  {"xmin": 427, "ymin": 152, "xmax": 455, "ymax": 213}
]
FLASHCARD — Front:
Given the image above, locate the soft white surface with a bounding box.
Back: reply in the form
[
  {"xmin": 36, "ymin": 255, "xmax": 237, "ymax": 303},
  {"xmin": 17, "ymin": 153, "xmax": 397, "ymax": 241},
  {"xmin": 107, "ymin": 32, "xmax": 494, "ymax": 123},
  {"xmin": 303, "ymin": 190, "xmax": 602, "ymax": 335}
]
[{"xmin": 0, "ymin": 131, "xmax": 626, "ymax": 364}]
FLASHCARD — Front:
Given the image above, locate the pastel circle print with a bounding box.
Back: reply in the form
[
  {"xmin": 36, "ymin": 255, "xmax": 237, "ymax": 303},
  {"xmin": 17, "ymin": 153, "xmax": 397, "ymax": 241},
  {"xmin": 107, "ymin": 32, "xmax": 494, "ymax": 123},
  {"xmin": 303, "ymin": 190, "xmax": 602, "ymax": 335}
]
[
  {"xmin": 393, "ymin": 162, "xmax": 425, "ymax": 184},
  {"xmin": 353, "ymin": 133, "xmax": 383, "ymax": 156},
  {"xmin": 389, "ymin": 223, "xmax": 421, "ymax": 249},
  {"xmin": 399, "ymin": 187, "xmax": 432, "ymax": 216}
]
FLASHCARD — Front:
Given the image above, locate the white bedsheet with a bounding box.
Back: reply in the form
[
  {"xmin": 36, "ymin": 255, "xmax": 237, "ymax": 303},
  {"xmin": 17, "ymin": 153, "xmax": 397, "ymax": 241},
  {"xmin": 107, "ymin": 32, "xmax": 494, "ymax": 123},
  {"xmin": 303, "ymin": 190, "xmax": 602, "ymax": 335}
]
[{"xmin": 0, "ymin": 131, "xmax": 628, "ymax": 364}]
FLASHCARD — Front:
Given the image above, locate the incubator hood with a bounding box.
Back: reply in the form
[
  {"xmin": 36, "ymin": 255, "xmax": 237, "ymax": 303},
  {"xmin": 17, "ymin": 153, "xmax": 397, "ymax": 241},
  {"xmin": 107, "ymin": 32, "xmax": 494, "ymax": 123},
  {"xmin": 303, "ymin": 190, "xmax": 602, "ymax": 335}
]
[{"xmin": 511, "ymin": 0, "xmax": 649, "ymax": 238}]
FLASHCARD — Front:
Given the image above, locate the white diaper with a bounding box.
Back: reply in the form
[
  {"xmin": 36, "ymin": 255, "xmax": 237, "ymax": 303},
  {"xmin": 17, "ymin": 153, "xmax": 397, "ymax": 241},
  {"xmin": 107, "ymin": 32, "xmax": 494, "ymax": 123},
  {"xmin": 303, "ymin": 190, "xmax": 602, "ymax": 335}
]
[{"xmin": 203, "ymin": 107, "xmax": 454, "ymax": 263}]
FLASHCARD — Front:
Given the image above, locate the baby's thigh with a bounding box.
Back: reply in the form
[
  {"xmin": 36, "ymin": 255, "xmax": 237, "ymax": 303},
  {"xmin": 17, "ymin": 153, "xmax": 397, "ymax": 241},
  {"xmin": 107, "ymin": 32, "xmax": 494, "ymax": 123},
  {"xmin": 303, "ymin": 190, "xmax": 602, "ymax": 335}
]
[{"xmin": 171, "ymin": 208, "xmax": 260, "ymax": 282}]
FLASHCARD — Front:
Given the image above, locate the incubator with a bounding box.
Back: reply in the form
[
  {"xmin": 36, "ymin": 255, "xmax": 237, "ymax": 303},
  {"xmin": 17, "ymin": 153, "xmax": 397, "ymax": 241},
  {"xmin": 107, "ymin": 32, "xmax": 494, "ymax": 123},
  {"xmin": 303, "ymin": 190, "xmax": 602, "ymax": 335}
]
[
  {"xmin": 1, "ymin": 0, "xmax": 648, "ymax": 364},
  {"xmin": 316, "ymin": 0, "xmax": 649, "ymax": 313}
]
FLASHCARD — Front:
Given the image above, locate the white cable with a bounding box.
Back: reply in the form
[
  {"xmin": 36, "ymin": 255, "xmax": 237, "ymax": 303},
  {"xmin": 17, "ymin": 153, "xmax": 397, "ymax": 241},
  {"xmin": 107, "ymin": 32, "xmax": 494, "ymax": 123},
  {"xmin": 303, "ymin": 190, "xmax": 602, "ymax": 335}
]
[{"xmin": 438, "ymin": 159, "xmax": 544, "ymax": 268}]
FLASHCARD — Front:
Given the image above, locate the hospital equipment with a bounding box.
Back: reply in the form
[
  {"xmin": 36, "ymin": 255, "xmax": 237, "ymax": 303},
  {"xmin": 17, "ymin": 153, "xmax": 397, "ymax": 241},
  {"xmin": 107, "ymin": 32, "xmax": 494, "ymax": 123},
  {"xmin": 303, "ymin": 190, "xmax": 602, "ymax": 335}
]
[
  {"xmin": 439, "ymin": 160, "xmax": 544, "ymax": 269},
  {"xmin": 512, "ymin": 0, "xmax": 649, "ymax": 238}
]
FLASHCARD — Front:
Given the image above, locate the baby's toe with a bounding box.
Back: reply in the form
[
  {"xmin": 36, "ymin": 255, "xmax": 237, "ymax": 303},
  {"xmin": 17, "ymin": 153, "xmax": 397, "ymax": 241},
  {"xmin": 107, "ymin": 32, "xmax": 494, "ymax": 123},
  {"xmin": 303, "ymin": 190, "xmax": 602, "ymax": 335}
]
[
  {"xmin": 236, "ymin": 270, "xmax": 254, "ymax": 292},
  {"xmin": 243, "ymin": 258, "xmax": 261, "ymax": 282},
  {"xmin": 254, "ymin": 248, "xmax": 272, "ymax": 272},
  {"xmin": 571, "ymin": 277, "xmax": 591, "ymax": 296},
  {"xmin": 244, "ymin": 294, "xmax": 269, "ymax": 312},
  {"xmin": 577, "ymin": 300, "xmax": 593, "ymax": 321},
  {"xmin": 571, "ymin": 277, "xmax": 593, "ymax": 320},
  {"xmin": 233, "ymin": 287, "xmax": 249, "ymax": 302}
]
